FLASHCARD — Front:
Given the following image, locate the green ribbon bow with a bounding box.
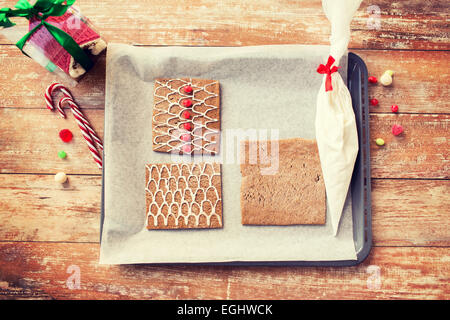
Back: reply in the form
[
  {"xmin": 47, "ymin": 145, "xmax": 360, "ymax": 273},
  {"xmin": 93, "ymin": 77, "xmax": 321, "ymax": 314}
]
[{"xmin": 0, "ymin": 0, "xmax": 93, "ymax": 71}]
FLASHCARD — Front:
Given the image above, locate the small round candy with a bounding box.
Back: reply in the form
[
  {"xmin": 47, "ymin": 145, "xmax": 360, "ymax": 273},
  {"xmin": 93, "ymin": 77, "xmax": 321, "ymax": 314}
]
[
  {"xmin": 380, "ymin": 72, "xmax": 393, "ymax": 86},
  {"xmin": 182, "ymin": 145, "xmax": 192, "ymax": 153},
  {"xmin": 183, "ymin": 122, "xmax": 192, "ymax": 131},
  {"xmin": 181, "ymin": 134, "xmax": 191, "ymax": 142},
  {"xmin": 391, "ymin": 104, "xmax": 399, "ymax": 113},
  {"xmin": 370, "ymin": 98, "xmax": 379, "ymax": 106},
  {"xmin": 375, "ymin": 138, "xmax": 385, "ymax": 146},
  {"xmin": 183, "ymin": 85, "xmax": 193, "ymax": 94},
  {"xmin": 182, "ymin": 111, "xmax": 191, "ymax": 119},
  {"xmin": 54, "ymin": 172, "xmax": 68, "ymax": 184},
  {"xmin": 182, "ymin": 99, "xmax": 192, "ymax": 107},
  {"xmin": 392, "ymin": 124, "xmax": 403, "ymax": 136},
  {"xmin": 59, "ymin": 129, "xmax": 73, "ymax": 142},
  {"xmin": 368, "ymin": 76, "xmax": 378, "ymax": 84},
  {"xmin": 58, "ymin": 150, "xmax": 67, "ymax": 159}
]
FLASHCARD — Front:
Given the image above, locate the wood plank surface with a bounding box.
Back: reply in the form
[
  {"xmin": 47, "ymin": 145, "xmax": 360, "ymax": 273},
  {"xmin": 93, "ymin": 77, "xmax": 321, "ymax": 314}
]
[
  {"xmin": 0, "ymin": 174, "xmax": 101, "ymax": 243},
  {"xmin": 0, "ymin": 0, "xmax": 448, "ymax": 50},
  {"xmin": 0, "ymin": 242, "xmax": 448, "ymax": 299},
  {"xmin": 359, "ymin": 50, "xmax": 450, "ymax": 114},
  {"xmin": 0, "ymin": 47, "xmax": 106, "ymax": 109},
  {"xmin": 369, "ymin": 114, "xmax": 449, "ymax": 179},
  {"xmin": 0, "ymin": 47, "xmax": 449, "ymax": 114},
  {"xmin": 371, "ymin": 179, "xmax": 450, "ymax": 247},
  {"xmin": 0, "ymin": 242, "xmax": 231, "ymax": 300},
  {"xmin": 227, "ymin": 246, "xmax": 450, "ymax": 300},
  {"xmin": 0, "ymin": 108, "xmax": 104, "ymax": 174}
]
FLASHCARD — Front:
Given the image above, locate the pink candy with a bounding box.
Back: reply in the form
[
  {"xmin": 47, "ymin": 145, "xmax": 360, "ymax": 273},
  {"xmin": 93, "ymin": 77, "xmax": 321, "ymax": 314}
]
[{"xmin": 392, "ymin": 124, "xmax": 403, "ymax": 136}]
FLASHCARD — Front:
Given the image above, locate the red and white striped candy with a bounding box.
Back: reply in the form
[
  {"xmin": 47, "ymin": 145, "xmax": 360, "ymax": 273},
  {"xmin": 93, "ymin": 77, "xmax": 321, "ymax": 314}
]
[
  {"xmin": 45, "ymin": 82, "xmax": 73, "ymax": 118},
  {"xmin": 45, "ymin": 83, "xmax": 103, "ymax": 169}
]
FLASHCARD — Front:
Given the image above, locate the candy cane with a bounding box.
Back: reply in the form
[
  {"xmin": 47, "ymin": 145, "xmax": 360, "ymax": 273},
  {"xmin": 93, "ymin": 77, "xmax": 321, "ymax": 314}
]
[
  {"xmin": 45, "ymin": 83, "xmax": 73, "ymax": 118},
  {"xmin": 45, "ymin": 83, "xmax": 103, "ymax": 169}
]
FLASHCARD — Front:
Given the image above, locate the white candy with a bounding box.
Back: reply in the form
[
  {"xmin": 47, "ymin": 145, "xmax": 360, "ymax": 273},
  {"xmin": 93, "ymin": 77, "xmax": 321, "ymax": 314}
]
[
  {"xmin": 380, "ymin": 70, "xmax": 394, "ymax": 86},
  {"xmin": 54, "ymin": 172, "xmax": 68, "ymax": 184}
]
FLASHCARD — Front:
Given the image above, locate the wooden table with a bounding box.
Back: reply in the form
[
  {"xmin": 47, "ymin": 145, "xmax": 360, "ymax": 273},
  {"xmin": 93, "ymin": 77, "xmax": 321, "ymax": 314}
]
[{"xmin": 0, "ymin": 0, "xmax": 448, "ymax": 300}]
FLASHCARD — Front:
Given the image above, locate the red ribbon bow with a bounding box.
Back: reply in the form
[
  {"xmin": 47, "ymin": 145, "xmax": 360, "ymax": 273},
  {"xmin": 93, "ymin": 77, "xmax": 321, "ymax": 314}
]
[{"xmin": 317, "ymin": 55, "xmax": 340, "ymax": 92}]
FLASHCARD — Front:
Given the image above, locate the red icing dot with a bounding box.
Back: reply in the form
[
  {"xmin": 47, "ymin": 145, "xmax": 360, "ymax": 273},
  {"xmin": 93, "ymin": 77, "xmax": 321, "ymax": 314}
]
[
  {"xmin": 182, "ymin": 99, "xmax": 192, "ymax": 107},
  {"xmin": 183, "ymin": 122, "xmax": 192, "ymax": 131},
  {"xmin": 391, "ymin": 104, "xmax": 399, "ymax": 113},
  {"xmin": 182, "ymin": 111, "xmax": 191, "ymax": 119},
  {"xmin": 182, "ymin": 145, "xmax": 192, "ymax": 153},
  {"xmin": 370, "ymin": 98, "xmax": 379, "ymax": 106},
  {"xmin": 183, "ymin": 85, "xmax": 193, "ymax": 94},
  {"xmin": 181, "ymin": 134, "xmax": 191, "ymax": 142},
  {"xmin": 392, "ymin": 124, "xmax": 403, "ymax": 136},
  {"xmin": 368, "ymin": 76, "xmax": 378, "ymax": 84},
  {"xmin": 59, "ymin": 129, "xmax": 73, "ymax": 142}
]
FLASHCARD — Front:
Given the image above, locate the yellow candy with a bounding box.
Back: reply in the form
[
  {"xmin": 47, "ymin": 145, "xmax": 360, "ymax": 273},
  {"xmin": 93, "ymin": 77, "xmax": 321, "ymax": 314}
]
[{"xmin": 375, "ymin": 138, "xmax": 385, "ymax": 146}]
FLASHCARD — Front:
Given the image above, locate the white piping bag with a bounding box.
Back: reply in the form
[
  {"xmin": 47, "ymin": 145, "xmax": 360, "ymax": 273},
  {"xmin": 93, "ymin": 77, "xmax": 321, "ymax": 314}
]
[{"xmin": 315, "ymin": 0, "xmax": 362, "ymax": 235}]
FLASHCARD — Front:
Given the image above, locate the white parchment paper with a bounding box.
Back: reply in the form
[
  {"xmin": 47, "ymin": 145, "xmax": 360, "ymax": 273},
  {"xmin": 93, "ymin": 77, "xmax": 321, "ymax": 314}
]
[{"xmin": 99, "ymin": 43, "xmax": 357, "ymax": 264}]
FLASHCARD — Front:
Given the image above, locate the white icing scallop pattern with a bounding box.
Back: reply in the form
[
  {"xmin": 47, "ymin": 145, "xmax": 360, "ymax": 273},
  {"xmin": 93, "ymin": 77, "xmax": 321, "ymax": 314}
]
[
  {"xmin": 152, "ymin": 78, "xmax": 220, "ymax": 154},
  {"xmin": 145, "ymin": 163, "xmax": 222, "ymax": 228}
]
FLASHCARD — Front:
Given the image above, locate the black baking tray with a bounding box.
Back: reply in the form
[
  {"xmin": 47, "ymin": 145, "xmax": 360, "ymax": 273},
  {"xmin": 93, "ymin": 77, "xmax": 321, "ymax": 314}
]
[{"xmin": 100, "ymin": 52, "xmax": 372, "ymax": 267}]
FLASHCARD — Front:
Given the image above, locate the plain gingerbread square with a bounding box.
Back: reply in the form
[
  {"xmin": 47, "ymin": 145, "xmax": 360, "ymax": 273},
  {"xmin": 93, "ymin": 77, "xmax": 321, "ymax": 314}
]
[
  {"xmin": 240, "ymin": 138, "xmax": 326, "ymax": 225},
  {"xmin": 152, "ymin": 78, "xmax": 220, "ymax": 155}
]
